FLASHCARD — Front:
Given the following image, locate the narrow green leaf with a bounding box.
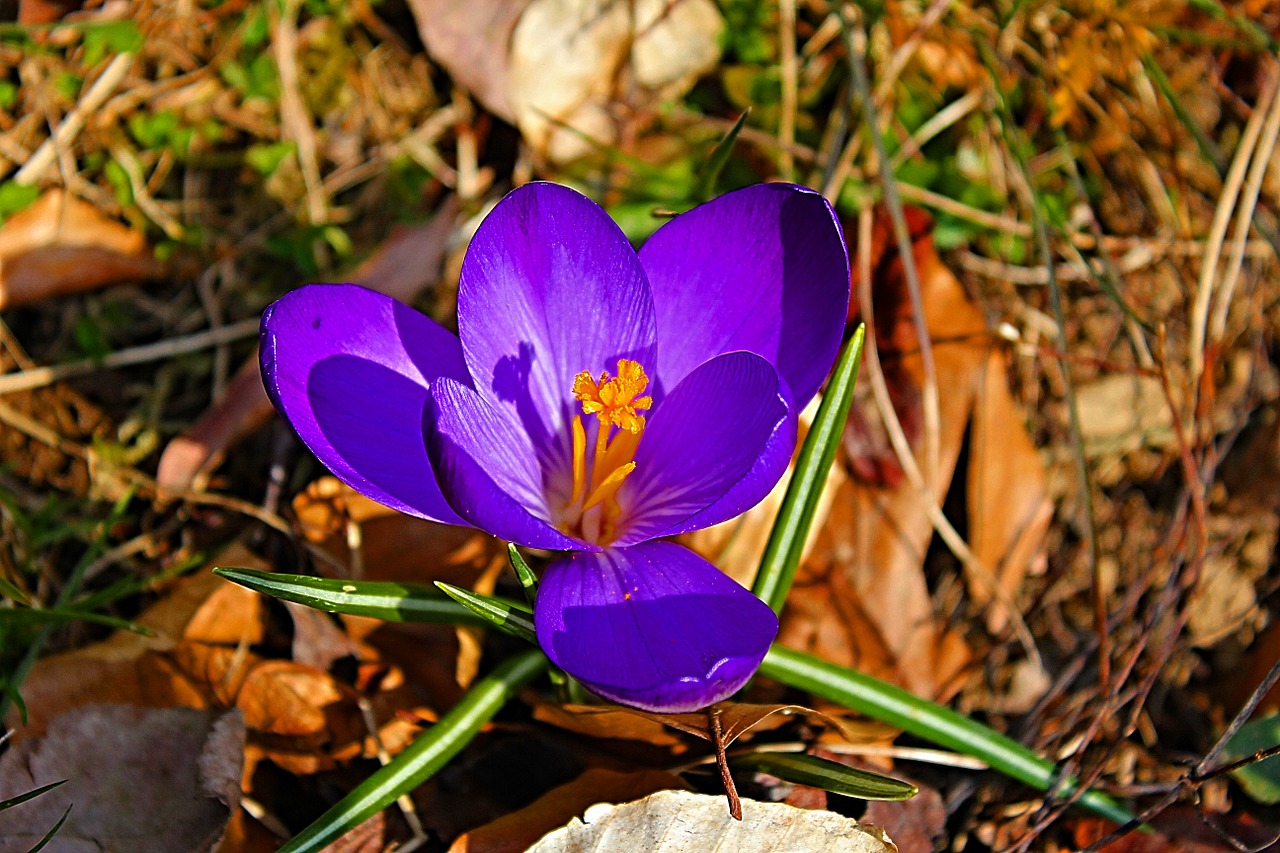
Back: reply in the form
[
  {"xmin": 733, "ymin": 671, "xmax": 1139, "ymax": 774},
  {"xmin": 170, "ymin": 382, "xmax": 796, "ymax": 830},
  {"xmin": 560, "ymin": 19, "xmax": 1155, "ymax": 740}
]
[
  {"xmin": 507, "ymin": 544, "xmax": 539, "ymax": 606},
  {"xmin": 736, "ymin": 752, "xmax": 916, "ymax": 801},
  {"xmin": 434, "ymin": 582, "xmax": 537, "ymax": 644},
  {"xmin": 758, "ymin": 646, "xmax": 1134, "ymax": 824},
  {"xmin": 1221, "ymin": 713, "xmax": 1280, "ymax": 804},
  {"xmin": 0, "ymin": 575, "xmax": 30, "ymax": 605},
  {"xmin": 27, "ymin": 804, "xmax": 72, "ymax": 853},
  {"xmin": 213, "ymin": 567, "xmax": 522, "ymax": 627},
  {"xmin": 697, "ymin": 109, "xmax": 750, "ymax": 202},
  {"xmin": 0, "ymin": 779, "xmax": 64, "ymax": 812},
  {"xmin": 752, "ymin": 327, "xmax": 865, "ymax": 613},
  {"xmin": 0, "ymin": 607, "xmax": 149, "ymax": 634},
  {"xmin": 278, "ymin": 649, "xmax": 546, "ymax": 853}
]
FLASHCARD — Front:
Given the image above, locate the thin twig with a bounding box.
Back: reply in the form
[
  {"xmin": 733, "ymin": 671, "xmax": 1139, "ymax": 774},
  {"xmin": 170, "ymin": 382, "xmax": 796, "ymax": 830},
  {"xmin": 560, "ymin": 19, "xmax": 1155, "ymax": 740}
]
[
  {"xmin": 842, "ymin": 5, "xmax": 942, "ymax": 488},
  {"xmin": 1210, "ymin": 74, "xmax": 1280, "ymax": 345},
  {"xmin": 271, "ymin": 0, "xmax": 328, "ymax": 225},
  {"xmin": 709, "ymin": 706, "xmax": 742, "ymax": 820},
  {"xmin": 1189, "ymin": 66, "xmax": 1278, "ymax": 381},
  {"xmin": 0, "ymin": 318, "xmax": 260, "ymax": 396},
  {"xmin": 778, "ymin": 0, "xmax": 798, "ymax": 181},
  {"xmin": 15, "ymin": 53, "xmax": 135, "ymax": 185}
]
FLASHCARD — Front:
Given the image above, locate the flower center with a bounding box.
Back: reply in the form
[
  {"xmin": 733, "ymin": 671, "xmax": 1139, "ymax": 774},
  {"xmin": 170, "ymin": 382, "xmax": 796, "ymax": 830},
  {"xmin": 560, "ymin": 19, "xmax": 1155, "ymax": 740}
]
[{"xmin": 561, "ymin": 358, "xmax": 651, "ymax": 543}]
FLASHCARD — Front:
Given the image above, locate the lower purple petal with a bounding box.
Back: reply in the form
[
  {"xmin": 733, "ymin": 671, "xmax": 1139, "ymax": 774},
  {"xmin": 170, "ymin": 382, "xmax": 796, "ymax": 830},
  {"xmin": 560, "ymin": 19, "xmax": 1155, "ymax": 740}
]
[{"xmin": 534, "ymin": 540, "xmax": 778, "ymax": 712}]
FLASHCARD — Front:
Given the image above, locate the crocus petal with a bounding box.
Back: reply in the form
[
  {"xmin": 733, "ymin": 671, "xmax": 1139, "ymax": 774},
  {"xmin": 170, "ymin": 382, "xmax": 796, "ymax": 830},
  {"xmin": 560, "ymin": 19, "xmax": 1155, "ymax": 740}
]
[
  {"xmin": 427, "ymin": 376, "xmax": 591, "ymax": 551},
  {"xmin": 457, "ymin": 182, "xmax": 657, "ymax": 461},
  {"xmin": 260, "ymin": 283, "xmax": 467, "ymax": 525},
  {"xmin": 535, "ymin": 540, "xmax": 778, "ymax": 712},
  {"xmin": 640, "ymin": 183, "xmax": 849, "ymax": 407},
  {"xmin": 612, "ymin": 352, "xmax": 792, "ymax": 546}
]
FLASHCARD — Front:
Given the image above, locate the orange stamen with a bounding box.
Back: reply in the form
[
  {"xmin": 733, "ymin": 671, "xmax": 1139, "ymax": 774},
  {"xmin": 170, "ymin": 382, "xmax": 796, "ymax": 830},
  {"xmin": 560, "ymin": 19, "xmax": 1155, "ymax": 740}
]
[
  {"xmin": 563, "ymin": 359, "xmax": 653, "ymax": 544},
  {"xmin": 569, "ymin": 415, "xmax": 587, "ymax": 505}
]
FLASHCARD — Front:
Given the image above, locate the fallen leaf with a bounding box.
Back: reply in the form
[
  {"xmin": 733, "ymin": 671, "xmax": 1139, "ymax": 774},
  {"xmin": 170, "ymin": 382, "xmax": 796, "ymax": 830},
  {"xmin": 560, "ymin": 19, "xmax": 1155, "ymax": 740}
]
[
  {"xmin": 968, "ymin": 349, "xmax": 1054, "ymax": 633},
  {"xmin": 410, "ymin": 0, "xmax": 722, "ymax": 163},
  {"xmin": 7, "ymin": 543, "xmax": 270, "ymax": 737},
  {"xmin": 446, "ymin": 768, "xmax": 687, "ymax": 853},
  {"xmin": 562, "ymin": 702, "xmax": 886, "ymax": 752},
  {"xmin": 524, "ymin": 789, "xmax": 897, "ymax": 852},
  {"xmin": 0, "ymin": 705, "xmax": 244, "ymax": 853},
  {"xmin": 531, "ymin": 701, "xmax": 684, "ymax": 749},
  {"xmin": 781, "ymin": 206, "xmax": 1051, "ymax": 700},
  {"xmin": 509, "ymin": 0, "xmax": 721, "ymax": 162},
  {"xmin": 0, "ymin": 189, "xmax": 166, "ymax": 309}
]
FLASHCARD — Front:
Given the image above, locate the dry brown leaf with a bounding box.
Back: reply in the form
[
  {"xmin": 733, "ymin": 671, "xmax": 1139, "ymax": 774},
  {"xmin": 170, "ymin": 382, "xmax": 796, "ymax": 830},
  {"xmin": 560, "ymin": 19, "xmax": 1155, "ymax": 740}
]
[
  {"xmin": 235, "ymin": 660, "xmax": 351, "ymax": 739},
  {"xmin": 508, "ymin": 0, "xmax": 721, "ymax": 162},
  {"xmin": 0, "ymin": 189, "xmax": 166, "ymax": 309},
  {"xmin": 525, "ymin": 789, "xmax": 897, "ymax": 852},
  {"xmin": 780, "ymin": 206, "xmax": 1053, "ymax": 700},
  {"xmin": 7, "ymin": 543, "xmax": 270, "ymax": 737},
  {"xmin": 0, "ymin": 705, "xmax": 243, "ymax": 853},
  {"xmin": 968, "ymin": 350, "xmax": 1054, "ymax": 633},
  {"xmin": 531, "ymin": 701, "xmax": 685, "ymax": 749},
  {"xmin": 410, "ymin": 0, "xmax": 721, "ymax": 163},
  {"xmin": 783, "ymin": 209, "xmax": 982, "ymax": 701},
  {"xmin": 446, "ymin": 768, "xmax": 688, "ymax": 853},
  {"xmin": 562, "ymin": 702, "xmax": 884, "ymax": 752}
]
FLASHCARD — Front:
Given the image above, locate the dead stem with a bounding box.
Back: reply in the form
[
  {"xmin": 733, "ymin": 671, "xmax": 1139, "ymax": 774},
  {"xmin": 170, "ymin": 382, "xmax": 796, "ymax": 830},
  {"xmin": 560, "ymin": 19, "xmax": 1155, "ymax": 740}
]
[{"xmin": 709, "ymin": 706, "xmax": 742, "ymax": 821}]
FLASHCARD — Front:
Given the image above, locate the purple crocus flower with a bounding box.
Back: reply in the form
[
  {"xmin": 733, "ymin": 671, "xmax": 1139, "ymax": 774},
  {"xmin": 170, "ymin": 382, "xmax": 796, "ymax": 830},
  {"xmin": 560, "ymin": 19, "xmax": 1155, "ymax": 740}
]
[{"xmin": 260, "ymin": 182, "xmax": 849, "ymax": 712}]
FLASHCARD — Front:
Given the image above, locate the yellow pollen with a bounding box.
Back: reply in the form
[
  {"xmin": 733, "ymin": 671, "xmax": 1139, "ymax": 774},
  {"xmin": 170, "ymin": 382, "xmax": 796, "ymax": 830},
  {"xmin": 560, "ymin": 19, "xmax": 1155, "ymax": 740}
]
[
  {"xmin": 561, "ymin": 359, "xmax": 652, "ymax": 543},
  {"xmin": 572, "ymin": 359, "xmax": 652, "ymax": 433}
]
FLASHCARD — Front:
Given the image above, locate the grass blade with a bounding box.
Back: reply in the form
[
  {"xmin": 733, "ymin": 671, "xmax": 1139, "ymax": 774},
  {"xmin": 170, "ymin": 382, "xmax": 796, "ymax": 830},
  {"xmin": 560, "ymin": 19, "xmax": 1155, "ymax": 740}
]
[
  {"xmin": 507, "ymin": 544, "xmax": 539, "ymax": 606},
  {"xmin": 27, "ymin": 804, "xmax": 72, "ymax": 853},
  {"xmin": 277, "ymin": 649, "xmax": 545, "ymax": 853},
  {"xmin": 697, "ymin": 109, "xmax": 750, "ymax": 201},
  {"xmin": 752, "ymin": 326, "xmax": 865, "ymax": 612},
  {"xmin": 0, "ymin": 780, "xmax": 65, "ymax": 812},
  {"xmin": 736, "ymin": 752, "xmax": 917, "ymax": 800},
  {"xmin": 758, "ymin": 646, "xmax": 1133, "ymax": 824},
  {"xmin": 212, "ymin": 567, "xmax": 524, "ymax": 626},
  {"xmin": 434, "ymin": 582, "xmax": 537, "ymax": 644},
  {"xmin": 0, "ymin": 607, "xmax": 149, "ymax": 633}
]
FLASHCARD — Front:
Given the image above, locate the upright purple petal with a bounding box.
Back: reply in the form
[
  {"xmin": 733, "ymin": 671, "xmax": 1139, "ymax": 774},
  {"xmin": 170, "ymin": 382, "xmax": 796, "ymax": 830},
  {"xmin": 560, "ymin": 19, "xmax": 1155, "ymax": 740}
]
[
  {"xmin": 640, "ymin": 183, "xmax": 849, "ymax": 407},
  {"xmin": 535, "ymin": 540, "xmax": 778, "ymax": 712},
  {"xmin": 426, "ymin": 376, "xmax": 592, "ymax": 551},
  {"xmin": 612, "ymin": 352, "xmax": 792, "ymax": 546},
  {"xmin": 457, "ymin": 183, "xmax": 657, "ymax": 462},
  {"xmin": 260, "ymin": 283, "xmax": 467, "ymax": 525}
]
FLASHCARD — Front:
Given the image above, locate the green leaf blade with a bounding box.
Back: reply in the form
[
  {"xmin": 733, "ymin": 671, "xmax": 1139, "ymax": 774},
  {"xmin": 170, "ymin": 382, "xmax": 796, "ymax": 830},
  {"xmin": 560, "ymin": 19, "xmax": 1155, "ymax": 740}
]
[
  {"xmin": 212, "ymin": 567, "xmax": 523, "ymax": 627},
  {"xmin": 736, "ymin": 752, "xmax": 917, "ymax": 801},
  {"xmin": 434, "ymin": 582, "xmax": 537, "ymax": 644},
  {"xmin": 759, "ymin": 646, "xmax": 1133, "ymax": 825},
  {"xmin": 752, "ymin": 326, "xmax": 866, "ymax": 613},
  {"xmin": 278, "ymin": 649, "xmax": 546, "ymax": 853}
]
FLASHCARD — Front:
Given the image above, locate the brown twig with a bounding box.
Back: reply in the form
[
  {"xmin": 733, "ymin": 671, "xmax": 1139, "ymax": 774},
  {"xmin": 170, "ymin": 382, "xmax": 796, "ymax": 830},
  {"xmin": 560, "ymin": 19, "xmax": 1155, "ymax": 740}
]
[{"xmin": 709, "ymin": 706, "xmax": 742, "ymax": 821}]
